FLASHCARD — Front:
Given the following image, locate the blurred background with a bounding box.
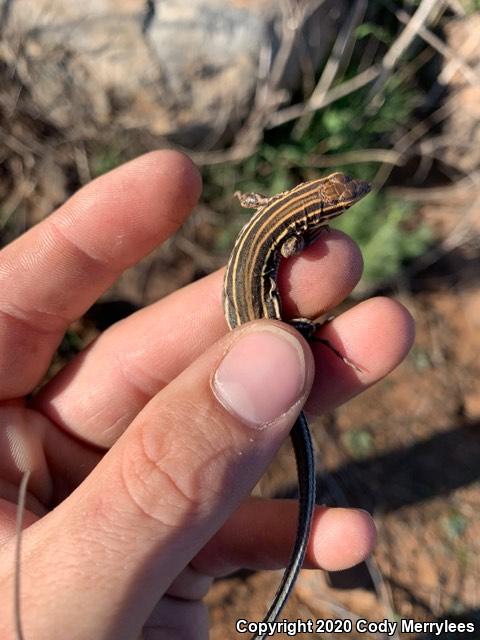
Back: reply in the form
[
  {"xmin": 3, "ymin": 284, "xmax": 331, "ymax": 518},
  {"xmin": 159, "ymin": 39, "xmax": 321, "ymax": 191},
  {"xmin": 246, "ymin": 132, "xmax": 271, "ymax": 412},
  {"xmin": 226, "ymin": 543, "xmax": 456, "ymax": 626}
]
[{"xmin": 1, "ymin": 0, "xmax": 479, "ymax": 637}]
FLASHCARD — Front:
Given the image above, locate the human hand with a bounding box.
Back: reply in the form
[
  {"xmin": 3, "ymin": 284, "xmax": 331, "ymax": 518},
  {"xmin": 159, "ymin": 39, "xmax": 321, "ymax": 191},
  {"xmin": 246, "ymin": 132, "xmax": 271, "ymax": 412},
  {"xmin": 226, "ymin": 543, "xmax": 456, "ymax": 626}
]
[{"xmin": 0, "ymin": 151, "xmax": 414, "ymax": 639}]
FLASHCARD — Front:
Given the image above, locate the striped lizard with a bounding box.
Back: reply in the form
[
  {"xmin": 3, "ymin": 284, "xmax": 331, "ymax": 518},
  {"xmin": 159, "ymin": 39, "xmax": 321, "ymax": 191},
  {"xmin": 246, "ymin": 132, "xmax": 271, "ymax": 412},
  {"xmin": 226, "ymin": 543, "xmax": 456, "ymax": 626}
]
[{"xmin": 222, "ymin": 173, "xmax": 370, "ymax": 637}]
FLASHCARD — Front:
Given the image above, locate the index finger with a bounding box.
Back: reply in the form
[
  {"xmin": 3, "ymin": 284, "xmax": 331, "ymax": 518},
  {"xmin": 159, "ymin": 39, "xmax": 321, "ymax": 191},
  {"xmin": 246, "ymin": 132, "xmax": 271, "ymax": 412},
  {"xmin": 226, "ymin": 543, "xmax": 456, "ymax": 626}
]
[{"xmin": 0, "ymin": 151, "xmax": 202, "ymax": 399}]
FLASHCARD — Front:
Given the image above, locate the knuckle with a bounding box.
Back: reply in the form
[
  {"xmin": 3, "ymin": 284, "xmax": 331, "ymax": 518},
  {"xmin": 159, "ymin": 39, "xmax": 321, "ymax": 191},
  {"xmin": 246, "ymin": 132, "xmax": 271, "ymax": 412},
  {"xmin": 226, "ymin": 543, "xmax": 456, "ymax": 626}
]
[{"xmin": 121, "ymin": 401, "xmax": 234, "ymax": 529}]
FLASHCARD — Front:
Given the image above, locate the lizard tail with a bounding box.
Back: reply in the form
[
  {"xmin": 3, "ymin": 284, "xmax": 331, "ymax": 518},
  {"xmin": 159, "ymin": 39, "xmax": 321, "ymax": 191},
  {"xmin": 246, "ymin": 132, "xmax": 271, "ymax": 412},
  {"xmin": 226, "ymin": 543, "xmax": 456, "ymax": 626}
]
[{"xmin": 251, "ymin": 411, "xmax": 316, "ymax": 639}]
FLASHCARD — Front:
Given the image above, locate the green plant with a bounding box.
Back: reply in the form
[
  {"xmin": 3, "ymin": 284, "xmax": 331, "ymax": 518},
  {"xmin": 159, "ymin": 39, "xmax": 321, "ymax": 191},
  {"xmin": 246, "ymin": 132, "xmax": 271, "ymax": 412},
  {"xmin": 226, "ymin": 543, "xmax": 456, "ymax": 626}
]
[
  {"xmin": 342, "ymin": 428, "xmax": 374, "ymax": 459},
  {"xmin": 443, "ymin": 511, "xmax": 468, "ymax": 541},
  {"xmin": 203, "ymin": 7, "xmax": 437, "ymax": 281},
  {"xmin": 333, "ymin": 191, "xmax": 431, "ymax": 284},
  {"xmin": 90, "ymin": 145, "xmax": 123, "ymax": 177}
]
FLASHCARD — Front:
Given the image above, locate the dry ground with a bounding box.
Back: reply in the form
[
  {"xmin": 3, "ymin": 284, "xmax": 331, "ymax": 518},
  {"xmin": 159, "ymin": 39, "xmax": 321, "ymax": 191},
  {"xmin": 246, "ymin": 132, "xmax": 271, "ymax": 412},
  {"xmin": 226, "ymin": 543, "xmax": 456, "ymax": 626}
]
[
  {"xmin": 206, "ymin": 187, "xmax": 480, "ymax": 639},
  {"xmin": 1, "ymin": 129, "xmax": 479, "ymax": 640},
  {"xmin": 48, "ymin": 177, "xmax": 479, "ymax": 639}
]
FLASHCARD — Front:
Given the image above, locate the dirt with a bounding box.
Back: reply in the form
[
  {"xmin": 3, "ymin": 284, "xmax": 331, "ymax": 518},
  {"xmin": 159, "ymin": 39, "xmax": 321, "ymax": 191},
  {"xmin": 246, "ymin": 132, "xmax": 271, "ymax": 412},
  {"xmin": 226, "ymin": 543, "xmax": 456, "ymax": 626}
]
[
  {"xmin": 2, "ymin": 139, "xmax": 479, "ymax": 639},
  {"xmin": 205, "ymin": 189, "xmax": 480, "ymax": 639},
  {"xmin": 65, "ymin": 180, "xmax": 480, "ymax": 639}
]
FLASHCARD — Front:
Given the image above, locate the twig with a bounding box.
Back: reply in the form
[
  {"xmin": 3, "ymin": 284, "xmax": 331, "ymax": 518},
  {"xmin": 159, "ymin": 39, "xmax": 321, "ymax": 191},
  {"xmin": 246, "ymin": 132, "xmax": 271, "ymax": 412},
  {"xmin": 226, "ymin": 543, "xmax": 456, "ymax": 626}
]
[
  {"xmin": 443, "ymin": 0, "xmax": 466, "ymax": 15},
  {"xmin": 73, "ymin": 143, "xmax": 92, "ymax": 185},
  {"xmin": 317, "ymin": 436, "xmax": 399, "ymax": 638},
  {"xmin": 268, "ymin": 65, "xmax": 380, "ymax": 129},
  {"xmin": 356, "ymin": 189, "xmax": 480, "ymax": 300},
  {"xmin": 367, "ymin": 0, "xmax": 445, "ymax": 102},
  {"xmin": 297, "ymin": 589, "xmax": 389, "ymax": 640},
  {"xmin": 193, "ymin": 1, "xmax": 325, "ymax": 165},
  {"xmin": 307, "ymin": 148, "xmax": 404, "ymax": 168},
  {"xmin": 373, "ymin": 102, "xmax": 453, "ymax": 190},
  {"xmin": 389, "ymin": 171, "xmax": 480, "ymax": 201},
  {"xmin": 418, "ymin": 137, "xmax": 477, "ymax": 162},
  {"xmin": 235, "ymin": 1, "xmax": 313, "ymax": 152},
  {"xmin": 293, "ymin": 0, "xmax": 368, "ymax": 137},
  {"xmin": 0, "ymin": 178, "xmax": 35, "ymax": 230},
  {"xmin": 0, "ymin": 126, "xmax": 42, "ymax": 157},
  {"xmin": 175, "ymin": 236, "xmax": 224, "ymax": 271},
  {"xmin": 14, "ymin": 470, "xmax": 31, "ymax": 640},
  {"xmin": 393, "ymin": 7, "xmax": 480, "ymax": 86},
  {"xmin": 366, "ymin": 555, "xmax": 402, "ymax": 640}
]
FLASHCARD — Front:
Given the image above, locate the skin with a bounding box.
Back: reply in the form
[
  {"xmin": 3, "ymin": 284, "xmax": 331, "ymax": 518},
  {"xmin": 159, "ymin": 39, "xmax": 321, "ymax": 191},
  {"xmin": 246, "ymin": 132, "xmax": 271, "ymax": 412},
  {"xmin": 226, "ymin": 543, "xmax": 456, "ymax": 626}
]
[{"xmin": 0, "ymin": 151, "xmax": 415, "ymax": 640}]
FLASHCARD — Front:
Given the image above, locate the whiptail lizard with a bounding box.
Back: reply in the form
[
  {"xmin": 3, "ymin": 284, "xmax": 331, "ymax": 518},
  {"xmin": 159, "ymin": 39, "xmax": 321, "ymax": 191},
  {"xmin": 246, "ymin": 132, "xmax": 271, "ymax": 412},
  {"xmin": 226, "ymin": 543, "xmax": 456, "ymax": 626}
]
[{"xmin": 222, "ymin": 172, "xmax": 370, "ymax": 638}]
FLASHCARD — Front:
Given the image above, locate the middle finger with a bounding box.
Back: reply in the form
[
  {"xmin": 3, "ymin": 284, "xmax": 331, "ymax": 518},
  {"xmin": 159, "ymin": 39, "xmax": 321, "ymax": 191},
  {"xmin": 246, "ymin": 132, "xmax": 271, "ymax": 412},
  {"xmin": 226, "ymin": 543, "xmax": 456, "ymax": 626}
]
[{"xmin": 36, "ymin": 231, "xmax": 362, "ymax": 447}]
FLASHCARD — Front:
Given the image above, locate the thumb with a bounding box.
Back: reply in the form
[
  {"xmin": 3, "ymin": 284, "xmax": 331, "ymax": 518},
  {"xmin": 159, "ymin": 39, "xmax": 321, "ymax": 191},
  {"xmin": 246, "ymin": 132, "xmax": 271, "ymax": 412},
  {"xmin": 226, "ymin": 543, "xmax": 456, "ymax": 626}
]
[{"xmin": 1, "ymin": 321, "xmax": 314, "ymax": 640}]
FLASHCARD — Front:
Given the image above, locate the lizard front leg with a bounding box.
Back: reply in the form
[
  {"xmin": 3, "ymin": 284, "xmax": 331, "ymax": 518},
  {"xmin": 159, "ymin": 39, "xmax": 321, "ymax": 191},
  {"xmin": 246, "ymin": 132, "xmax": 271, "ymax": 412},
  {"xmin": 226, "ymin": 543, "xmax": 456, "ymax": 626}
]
[{"xmin": 234, "ymin": 190, "xmax": 289, "ymax": 209}]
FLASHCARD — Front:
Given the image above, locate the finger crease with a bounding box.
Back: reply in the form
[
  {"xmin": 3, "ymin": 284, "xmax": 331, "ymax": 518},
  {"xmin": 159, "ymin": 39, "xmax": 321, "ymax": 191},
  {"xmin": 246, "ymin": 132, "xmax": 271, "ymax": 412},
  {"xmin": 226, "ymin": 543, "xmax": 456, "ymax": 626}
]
[
  {"xmin": 0, "ymin": 302, "xmax": 69, "ymax": 337},
  {"xmin": 115, "ymin": 349, "xmax": 168, "ymax": 400},
  {"xmin": 48, "ymin": 217, "xmax": 120, "ymax": 278}
]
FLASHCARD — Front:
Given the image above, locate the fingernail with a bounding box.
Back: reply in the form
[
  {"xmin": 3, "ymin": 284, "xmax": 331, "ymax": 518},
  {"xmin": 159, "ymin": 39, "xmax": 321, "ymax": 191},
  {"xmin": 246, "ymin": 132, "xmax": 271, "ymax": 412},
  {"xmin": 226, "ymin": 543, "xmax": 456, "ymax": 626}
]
[{"xmin": 212, "ymin": 326, "xmax": 306, "ymax": 428}]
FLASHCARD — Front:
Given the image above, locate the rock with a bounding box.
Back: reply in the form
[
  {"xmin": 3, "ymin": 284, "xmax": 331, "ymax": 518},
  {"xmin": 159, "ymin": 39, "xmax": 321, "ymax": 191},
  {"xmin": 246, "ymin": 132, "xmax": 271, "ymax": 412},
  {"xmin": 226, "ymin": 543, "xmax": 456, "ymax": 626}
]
[
  {"xmin": 0, "ymin": 0, "xmax": 346, "ymax": 148},
  {"xmin": 440, "ymin": 14, "xmax": 480, "ymax": 173}
]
